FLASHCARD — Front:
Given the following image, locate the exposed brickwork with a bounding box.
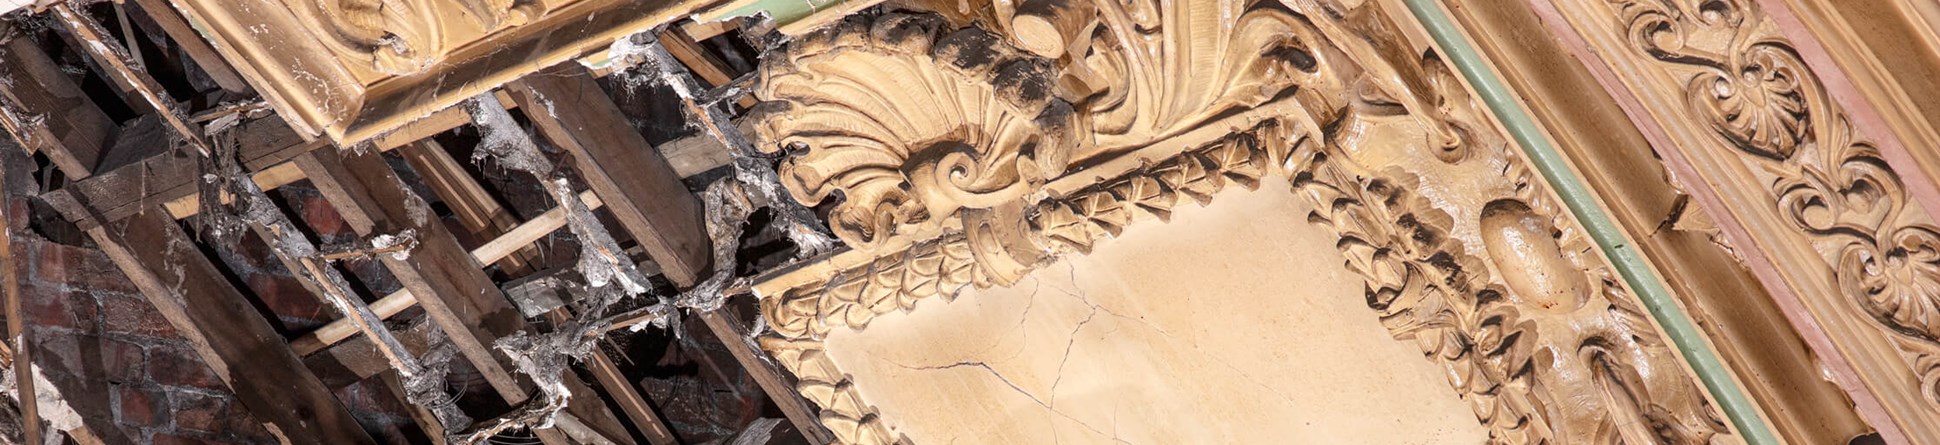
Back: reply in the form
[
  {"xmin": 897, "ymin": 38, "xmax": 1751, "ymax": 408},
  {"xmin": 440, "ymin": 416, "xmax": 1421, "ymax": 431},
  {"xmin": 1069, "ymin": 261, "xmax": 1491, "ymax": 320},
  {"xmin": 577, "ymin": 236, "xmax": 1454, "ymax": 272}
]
[
  {"xmin": 204, "ymin": 183, "xmax": 402, "ymax": 335},
  {"xmin": 7, "ymin": 167, "xmax": 421, "ymax": 444},
  {"xmin": 2, "ymin": 132, "xmax": 780, "ymax": 444},
  {"xmin": 14, "ymin": 228, "xmax": 282, "ymax": 445}
]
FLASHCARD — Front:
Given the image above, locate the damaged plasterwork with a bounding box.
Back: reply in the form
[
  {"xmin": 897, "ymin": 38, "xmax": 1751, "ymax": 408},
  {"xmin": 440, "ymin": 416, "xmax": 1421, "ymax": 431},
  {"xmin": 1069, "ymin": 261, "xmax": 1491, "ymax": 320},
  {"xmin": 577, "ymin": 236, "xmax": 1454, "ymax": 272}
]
[
  {"xmin": 3, "ymin": 363, "xmax": 84, "ymax": 441},
  {"xmin": 821, "ymin": 185, "xmax": 1490, "ymax": 444}
]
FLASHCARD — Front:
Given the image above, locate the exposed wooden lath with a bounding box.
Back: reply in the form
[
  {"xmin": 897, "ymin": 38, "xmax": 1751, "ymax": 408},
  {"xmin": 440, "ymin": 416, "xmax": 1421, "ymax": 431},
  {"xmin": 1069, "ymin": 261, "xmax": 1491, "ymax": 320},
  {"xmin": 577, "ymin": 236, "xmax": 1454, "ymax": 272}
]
[{"xmin": 1, "ymin": 3, "xmax": 826, "ymax": 443}]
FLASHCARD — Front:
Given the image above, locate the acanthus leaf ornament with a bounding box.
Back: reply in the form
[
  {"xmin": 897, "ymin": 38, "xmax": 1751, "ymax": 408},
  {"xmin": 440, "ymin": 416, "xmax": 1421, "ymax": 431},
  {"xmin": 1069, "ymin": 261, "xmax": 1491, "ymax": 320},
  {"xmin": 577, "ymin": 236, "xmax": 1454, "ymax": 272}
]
[
  {"xmin": 1842, "ymin": 225, "xmax": 1940, "ymax": 341},
  {"xmin": 754, "ymin": 13, "xmax": 1079, "ymax": 261},
  {"xmin": 280, "ymin": 0, "xmax": 551, "ymax": 75},
  {"xmin": 750, "ymin": 2, "xmax": 1739, "ymax": 443},
  {"xmin": 1686, "ymin": 43, "xmax": 1812, "ymax": 161},
  {"xmin": 286, "ymin": 0, "xmax": 446, "ymax": 74},
  {"xmin": 1610, "ymin": 0, "xmax": 1940, "ymax": 408}
]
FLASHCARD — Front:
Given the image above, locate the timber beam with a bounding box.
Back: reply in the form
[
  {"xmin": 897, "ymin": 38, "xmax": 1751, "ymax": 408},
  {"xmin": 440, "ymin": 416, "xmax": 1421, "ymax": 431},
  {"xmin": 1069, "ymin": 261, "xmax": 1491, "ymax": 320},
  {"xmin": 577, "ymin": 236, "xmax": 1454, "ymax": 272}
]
[
  {"xmin": 295, "ymin": 148, "xmax": 582, "ymax": 445},
  {"xmin": 40, "ymin": 99, "xmax": 502, "ymax": 230},
  {"xmin": 11, "ymin": 9, "xmax": 379, "ymax": 442},
  {"xmin": 285, "ymin": 126, "xmax": 737, "ymax": 357},
  {"xmin": 0, "ymin": 23, "xmax": 117, "ymax": 179},
  {"xmin": 87, "ymin": 208, "xmax": 378, "ymax": 445},
  {"xmin": 506, "ymin": 62, "xmax": 712, "ymax": 285},
  {"xmin": 509, "ymin": 57, "xmax": 837, "ymax": 444}
]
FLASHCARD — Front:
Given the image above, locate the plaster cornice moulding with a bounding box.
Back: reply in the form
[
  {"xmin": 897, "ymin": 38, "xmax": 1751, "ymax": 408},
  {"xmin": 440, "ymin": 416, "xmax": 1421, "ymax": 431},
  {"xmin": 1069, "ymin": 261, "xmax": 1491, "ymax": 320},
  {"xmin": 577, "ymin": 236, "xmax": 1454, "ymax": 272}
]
[
  {"xmin": 1532, "ymin": 0, "xmax": 1940, "ymax": 441},
  {"xmin": 165, "ymin": 0, "xmax": 725, "ymax": 145},
  {"xmin": 744, "ymin": 2, "xmax": 1743, "ymax": 443}
]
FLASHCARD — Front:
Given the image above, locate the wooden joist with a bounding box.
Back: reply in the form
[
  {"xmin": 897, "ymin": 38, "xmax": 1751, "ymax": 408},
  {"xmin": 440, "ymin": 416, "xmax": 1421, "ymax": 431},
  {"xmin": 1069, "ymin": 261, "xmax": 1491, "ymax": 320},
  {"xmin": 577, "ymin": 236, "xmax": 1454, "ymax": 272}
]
[
  {"xmin": 15, "ymin": 12, "xmax": 376, "ymax": 440},
  {"xmin": 50, "ymin": 4, "xmax": 208, "ymax": 153},
  {"xmin": 39, "ymin": 74, "xmax": 739, "ymax": 234},
  {"xmin": 506, "ymin": 63, "xmax": 713, "ymax": 285},
  {"xmin": 124, "ymin": 0, "xmax": 251, "ymax": 93},
  {"xmin": 544, "ymin": 309, "xmax": 682, "ymax": 445},
  {"xmin": 407, "ymin": 136, "xmax": 681, "ymax": 445},
  {"xmin": 304, "ymin": 318, "xmax": 433, "ymax": 387},
  {"xmin": 40, "ymin": 103, "xmax": 465, "ymax": 230},
  {"xmin": 1, "ymin": 153, "xmax": 39, "ymax": 445},
  {"xmin": 295, "ymin": 150, "xmax": 529, "ymax": 391},
  {"xmin": 700, "ymin": 309, "xmax": 834, "ymax": 445},
  {"xmin": 508, "ymin": 61, "xmax": 840, "ymax": 443},
  {"xmin": 397, "ymin": 140, "xmax": 539, "ymax": 274},
  {"xmin": 632, "ymin": 36, "xmax": 840, "ymax": 444},
  {"xmin": 378, "ymin": 372, "xmax": 450, "ymax": 444},
  {"xmin": 89, "ymin": 208, "xmax": 377, "ymax": 445},
  {"xmin": 591, "ymin": 345, "xmax": 681, "ymax": 445},
  {"xmin": 660, "ymin": 28, "xmax": 756, "ymax": 109},
  {"xmin": 300, "ymin": 148, "xmax": 639, "ymax": 445},
  {"xmin": 558, "ymin": 374, "xmax": 638, "ymax": 445},
  {"xmin": 14, "ymin": 10, "xmax": 778, "ymax": 440},
  {"xmin": 3, "ymin": 4, "xmax": 821, "ymax": 442},
  {"xmin": 0, "ymin": 25, "xmax": 117, "ymax": 179},
  {"xmin": 287, "ymin": 190, "xmax": 607, "ymax": 356}
]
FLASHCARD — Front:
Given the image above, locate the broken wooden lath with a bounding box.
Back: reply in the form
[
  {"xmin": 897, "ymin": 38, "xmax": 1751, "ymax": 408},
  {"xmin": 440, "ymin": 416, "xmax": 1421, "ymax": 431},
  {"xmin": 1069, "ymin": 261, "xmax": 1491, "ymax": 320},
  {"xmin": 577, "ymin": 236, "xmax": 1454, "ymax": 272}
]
[{"xmin": 1, "ymin": 4, "xmax": 835, "ymax": 444}]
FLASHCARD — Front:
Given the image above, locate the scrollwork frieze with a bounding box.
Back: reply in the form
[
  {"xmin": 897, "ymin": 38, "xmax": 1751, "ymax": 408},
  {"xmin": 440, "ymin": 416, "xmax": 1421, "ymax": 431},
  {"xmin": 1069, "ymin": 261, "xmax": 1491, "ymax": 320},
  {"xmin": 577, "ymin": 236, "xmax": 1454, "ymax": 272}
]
[{"xmin": 1607, "ymin": 0, "xmax": 1940, "ymax": 408}]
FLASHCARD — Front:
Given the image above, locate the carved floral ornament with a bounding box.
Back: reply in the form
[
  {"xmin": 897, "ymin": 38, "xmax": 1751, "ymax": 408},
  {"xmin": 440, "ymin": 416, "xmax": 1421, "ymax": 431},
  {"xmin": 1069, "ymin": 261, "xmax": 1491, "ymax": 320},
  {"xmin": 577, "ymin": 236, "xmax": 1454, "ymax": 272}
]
[
  {"xmin": 1608, "ymin": 0, "xmax": 1940, "ymax": 405},
  {"xmin": 748, "ymin": 2, "xmax": 1736, "ymax": 444},
  {"xmin": 286, "ymin": 0, "xmax": 549, "ymax": 75}
]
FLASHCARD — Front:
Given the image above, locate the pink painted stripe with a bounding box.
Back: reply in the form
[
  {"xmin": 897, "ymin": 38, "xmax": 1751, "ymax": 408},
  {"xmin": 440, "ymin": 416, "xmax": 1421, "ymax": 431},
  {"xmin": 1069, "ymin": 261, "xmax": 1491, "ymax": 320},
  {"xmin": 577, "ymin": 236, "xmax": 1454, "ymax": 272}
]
[
  {"xmin": 1519, "ymin": 1, "xmax": 1909, "ymax": 443},
  {"xmin": 1757, "ymin": 0, "xmax": 1940, "ymax": 225}
]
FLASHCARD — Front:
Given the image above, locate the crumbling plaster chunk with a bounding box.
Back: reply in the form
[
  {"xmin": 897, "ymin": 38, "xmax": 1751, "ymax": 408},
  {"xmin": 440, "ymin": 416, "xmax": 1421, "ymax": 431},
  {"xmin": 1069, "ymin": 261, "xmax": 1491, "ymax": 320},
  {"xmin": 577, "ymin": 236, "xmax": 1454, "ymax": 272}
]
[{"xmin": 825, "ymin": 185, "xmax": 1490, "ymax": 444}]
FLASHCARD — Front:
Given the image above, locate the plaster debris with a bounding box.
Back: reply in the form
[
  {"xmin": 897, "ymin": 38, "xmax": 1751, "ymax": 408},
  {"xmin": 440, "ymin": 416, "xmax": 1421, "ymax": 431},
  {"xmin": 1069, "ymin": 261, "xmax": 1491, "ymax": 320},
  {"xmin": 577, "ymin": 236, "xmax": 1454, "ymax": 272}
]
[
  {"xmin": 456, "ymin": 91, "xmax": 684, "ymax": 443},
  {"xmin": 451, "ymin": 287, "xmax": 669, "ymax": 444},
  {"xmin": 549, "ymin": 178, "xmax": 651, "ymax": 296},
  {"xmin": 598, "ymin": 33, "xmax": 657, "ymax": 91},
  {"xmin": 191, "ymin": 99, "xmax": 272, "ymax": 136},
  {"xmin": 618, "ymin": 302, "xmax": 678, "ymax": 333},
  {"xmin": 461, "ymin": 161, "xmax": 799, "ymax": 437},
  {"xmin": 676, "ymin": 179, "xmax": 755, "ymax": 312},
  {"xmin": 1, "ymin": 364, "xmax": 84, "ymax": 441},
  {"xmin": 223, "ymin": 166, "xmax": 431, "ymax": 392},
  {"xmin": 454, "ymin": 329, "xmax": 581, "ymax": 443},
  {"xmin": 463, "ymin": 92, "xmax": 656, "ymax": 298},
  {"xmin": 189, "ymin": 135, "xmax": 248, "ymax": 242},
  {"xmin": 402, "ymin": 187, "xmax": 432, "ymax": 225},
  {"xmin": 402, "ymin": 323, "xmax": 473, "ymax": 433},
  {"xmin": 368, "ymin": 230, "xmax": 418, "ymax": 261},
  {"xmin": 464, "ymin": 95, "xmax": 552, "ymax": 175},
  {"xmin": 611, "ymin": 31, "xmax": 839, "ymax": 258},
  {"xmin": 727, "ymin": 418, "xmax": 783, "ymax": 445},
  {"xmin": 453, "ymin": 32, "xmax": 840, "ymax": 439}
]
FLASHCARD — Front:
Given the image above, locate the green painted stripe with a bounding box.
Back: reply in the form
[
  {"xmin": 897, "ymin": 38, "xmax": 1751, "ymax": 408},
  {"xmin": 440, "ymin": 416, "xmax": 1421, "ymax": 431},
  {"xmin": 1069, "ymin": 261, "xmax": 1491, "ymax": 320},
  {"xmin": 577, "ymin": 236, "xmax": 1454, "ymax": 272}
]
[
  {"xmin": 694, "ymin": 0, "xmax": 843, "ymax": 27},
  {"xmin": 1397, "ymin": 1, "xmax": 1779, "ymax": 443}
]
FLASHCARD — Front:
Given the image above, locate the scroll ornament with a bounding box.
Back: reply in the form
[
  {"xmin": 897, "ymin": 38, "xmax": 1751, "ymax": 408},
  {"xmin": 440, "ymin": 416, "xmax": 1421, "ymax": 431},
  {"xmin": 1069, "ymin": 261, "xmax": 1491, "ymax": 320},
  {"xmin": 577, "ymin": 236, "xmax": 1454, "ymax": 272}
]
[
  {"xmin": 754, "ymin": 12, "xmax": 1078, "ymax": 277},
  {"xmin": 751, "ymin": 2, "xmax": 1738, "ymax": 443},
  {"xmin": 281, "ymin": 0, "xmax": 547, "ymax": 75},
  {"xmin": 1614, "ymin": 0, "xmax": 1940, "ymax": 403},
  {"xmin": 752, "ymin": 0, "xmax": 1338, "ymax": 278}
]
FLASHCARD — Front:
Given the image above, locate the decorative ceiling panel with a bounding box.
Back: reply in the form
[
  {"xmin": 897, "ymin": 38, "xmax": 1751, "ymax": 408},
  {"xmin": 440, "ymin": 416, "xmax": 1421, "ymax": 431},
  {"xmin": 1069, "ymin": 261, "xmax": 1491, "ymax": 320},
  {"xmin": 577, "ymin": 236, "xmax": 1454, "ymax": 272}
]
[{"xmin": 168, "ymin": 0, "xmax": 719, "ymax": 144}]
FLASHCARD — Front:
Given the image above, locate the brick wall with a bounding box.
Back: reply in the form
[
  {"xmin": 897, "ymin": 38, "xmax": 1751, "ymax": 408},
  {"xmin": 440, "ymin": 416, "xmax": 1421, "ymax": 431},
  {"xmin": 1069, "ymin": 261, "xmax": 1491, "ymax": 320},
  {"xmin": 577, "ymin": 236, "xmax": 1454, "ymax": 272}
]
[
  {"xmin": 5, "ymin": 142, "xmax": 784, "ymax": 444},
  {"xmin": 4, "ymin": 147, "xmax": 421, "ymax": 444},
  {"xmin": 12, "ymin": 208, "xmax": 282, "ymax": 444}
]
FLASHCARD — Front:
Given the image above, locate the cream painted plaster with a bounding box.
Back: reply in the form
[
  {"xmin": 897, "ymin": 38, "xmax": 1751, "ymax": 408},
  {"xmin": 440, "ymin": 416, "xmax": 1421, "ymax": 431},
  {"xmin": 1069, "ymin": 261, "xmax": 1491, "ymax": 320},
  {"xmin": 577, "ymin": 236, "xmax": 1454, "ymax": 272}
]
[{"xmin": 822, "ymin": 184, "xmax": 1491, "ymax": 444}]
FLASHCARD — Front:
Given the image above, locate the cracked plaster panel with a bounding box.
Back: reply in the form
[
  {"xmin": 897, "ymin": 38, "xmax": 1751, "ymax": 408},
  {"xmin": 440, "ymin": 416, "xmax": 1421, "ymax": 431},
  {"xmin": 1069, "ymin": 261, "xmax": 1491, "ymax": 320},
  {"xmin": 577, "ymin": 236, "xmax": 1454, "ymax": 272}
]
[{"xmin": 823, "ymin": 185, "xmax": 1490, "ymax": 444}]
